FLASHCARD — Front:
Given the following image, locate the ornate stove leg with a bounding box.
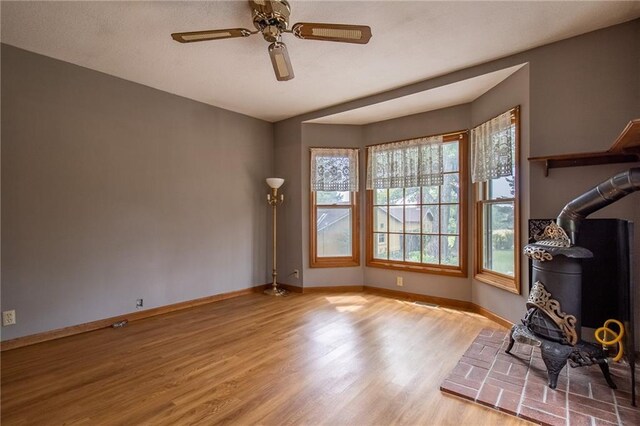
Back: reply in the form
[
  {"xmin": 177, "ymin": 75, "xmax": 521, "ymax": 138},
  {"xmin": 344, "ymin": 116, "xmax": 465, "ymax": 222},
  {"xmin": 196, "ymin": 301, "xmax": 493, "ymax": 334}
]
[
  {"xmin": 540, "ymin": 341, "xmax": 573, "ymax": 389},
  {"xmin": 505, "ymin": 325, "xmax": 516, "ymax": 354},
  {"xmin": 597, "ymin": 360, "xmax": 617, "ymax": 389}
]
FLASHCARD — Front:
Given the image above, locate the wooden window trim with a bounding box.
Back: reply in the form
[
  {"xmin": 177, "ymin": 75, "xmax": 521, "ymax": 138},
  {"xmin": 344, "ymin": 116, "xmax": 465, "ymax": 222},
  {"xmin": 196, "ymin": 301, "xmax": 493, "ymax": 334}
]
[
  {"xmin": 473, "ymin": 106, "xmax": 521, "ymax": 294},
  {"xmin": 309, "ymin": 147, "xmax": 360, "ymax": 268},
  {"xmin": 365, "ymin": 131, "xmax": 468, "ymax": 277}
]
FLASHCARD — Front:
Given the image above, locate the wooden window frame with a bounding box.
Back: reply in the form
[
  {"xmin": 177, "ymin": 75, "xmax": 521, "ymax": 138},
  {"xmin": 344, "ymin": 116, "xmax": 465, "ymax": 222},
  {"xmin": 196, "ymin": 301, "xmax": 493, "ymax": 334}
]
[
  {"xmin": 310, "ymin": 151, "xmax": 360, "ymax": 268},
  {"xmin": 473, "ymin": 106, "xmax": 521, "ymax": 294},
  {"xmin": 365, "ymin": 131, "xmax": 468, "ymax": 277}
]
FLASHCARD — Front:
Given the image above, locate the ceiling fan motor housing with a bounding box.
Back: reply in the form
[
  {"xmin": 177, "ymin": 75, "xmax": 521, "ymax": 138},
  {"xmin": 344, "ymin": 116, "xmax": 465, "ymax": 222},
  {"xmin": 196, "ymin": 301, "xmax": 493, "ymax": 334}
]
[{"xmin": 250, "ymin": 0, "xmax": 291, "ymax": 42}]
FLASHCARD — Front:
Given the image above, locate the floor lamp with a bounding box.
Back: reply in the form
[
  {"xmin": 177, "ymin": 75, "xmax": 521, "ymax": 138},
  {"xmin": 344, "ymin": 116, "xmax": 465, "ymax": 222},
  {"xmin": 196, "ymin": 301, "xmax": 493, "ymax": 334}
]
[{"xmin": 265, "ymin": 178, "xmax": 287, "ymax": 296}]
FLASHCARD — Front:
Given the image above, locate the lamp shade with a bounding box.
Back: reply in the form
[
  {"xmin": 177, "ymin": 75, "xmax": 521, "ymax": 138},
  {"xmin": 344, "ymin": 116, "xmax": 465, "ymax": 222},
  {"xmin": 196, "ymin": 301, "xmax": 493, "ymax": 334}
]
[{"xmin": 266, "ymin": 178, "xmax": 285, "ymax": 189}]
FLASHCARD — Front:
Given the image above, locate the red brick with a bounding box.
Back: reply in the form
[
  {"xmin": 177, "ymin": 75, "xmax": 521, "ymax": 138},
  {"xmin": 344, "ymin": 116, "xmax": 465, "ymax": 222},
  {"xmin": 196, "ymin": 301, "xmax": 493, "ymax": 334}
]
[
  {"xmin": 485, "ymin": 376, "xmax": 524, "ymax": 394},
  {"xmin": 618, "ymin": 406, "xmax": 640, "ymax": 425},
  {"xmin": 568, "ymin": 379, "xmax": 591, "ymax": 398},
  {"xmin": 568, "ymin": 410, "xmax": 594, "ymax": 426},
  {"xmin": 522, "ymin": 397, "xmax": 566, "ymax": 418},
  {"xmin": 466, "ymin": 365, "xmax": 489, "ymax": 382},
  {"xmin": 524, "ymin": 381, "xmax": 546, "ymax": 402},
  {"xmin": 489, "ymin": 370, "xmax": 525, "ymax": 387},
  {"xmin": 568, "ymin": 400, "xmax": 619, "ymax": 424},
  {"xmin": 519, "ymin": 405, "xmax": 566, "ymax": 426},
  {"xmin": 476, "ymin": 383, "xmax": 501, "ymax": 407},
  {"xmin": 591, "ymin": 382, "xmax": 615, "ymax": 404},
  {"xmin": 508, "ymin": 363, "xmax": 529, "ymax": 379},
  {"xmin": 497, "ymin": 388, "xmax": 522, "ymax": 415},
  {"xmin": 446, "ymin": 373, "xmax": 484, "ymax": 391},
  {"xmin": 568, "ymin": 392, "xmax": 617, "ymax": 414},
  {"xmin": 460, "ymin": 355, "xmax": 492, "ymax": 370},
  {"xmin": 440, "ymin": 380, "xmax": 478, "ymax": 400},
  {"xmin": 545, "ymin": 387, "xmax": 566, "ymax": 406},
  {"xmin": 593, "ymin": 418, "xmax": 619, "ymax": 426},
  {"xmin": 493, "ymin": 359, "xmax": 512, "ymax": 375},
  {"xmin": 450, "ymin": 361, "xmax": 472, "ymax": 378}
]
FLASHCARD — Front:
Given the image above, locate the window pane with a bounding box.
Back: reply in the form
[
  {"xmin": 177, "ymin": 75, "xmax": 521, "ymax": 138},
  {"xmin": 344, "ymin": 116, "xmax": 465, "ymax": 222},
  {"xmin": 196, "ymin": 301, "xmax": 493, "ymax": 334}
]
[
  {"xmin": 482, "ymin": 202, "xmax": 515, "ymax": 276},
  {"xmin": 405, "ymin": 206, "xmax": 421, "ymax": 233},
  {"xmin": 422, "ymin": 235, "xmax": 439, "ymax": 264},
  {"xmin": 441, "ymin": 174, "xmax": 459, "ymax": 203},
  {"xmin": 422, "ymin": 205, "xmax": 439, "ymax": 234},
  {"xmin": 389, "ymin": 234, "xmax": 404, "ymax": 261},
  {"xmin": 404, "ymin": 187, "xmax": 420, "ymax": 204},
  {"xmin": 374, "ymin": 189, "xmax": 388, "ymax": 205},
  {"xmin": 441, "ymin": 205, "xmax": 459, "ymax": 235},
  {"xmin": 373, "ymin": 233, "xmax": 387, "ymax": 259},
  {"xmin": 389, "ymin": 188, "xmax": 404, "ymax": 205},
  {"xmin": 374, "ymin": 207, "xmax": 387, "ymax": 232},
  {"xmin": 443, "ymin": 142, "xmax": 459, "ymax": 172},
  {"xmin": 317, "ymin": 208, "xmax": 352, "ymax": 257},
  {"xmin": 405, "ymin": 235, "xmax": 421, "ymax": 262},
  {"xmin": 488, "ymin": 176, "xmax": 515, "ymax": 200},
  {"xmin": 316, "ymin": 191, "xmax": 350, "ymax": 205},
  {"xmin": 389, "ymin": 206, "xmax": 404, "ymax": 232},
  {"xmin": 422, "ymin": 186, "xmax": 439, "ymax": 204},
  {"xmin": 441, "ymin": 236, "xmax": 459, "ymax": 266}
]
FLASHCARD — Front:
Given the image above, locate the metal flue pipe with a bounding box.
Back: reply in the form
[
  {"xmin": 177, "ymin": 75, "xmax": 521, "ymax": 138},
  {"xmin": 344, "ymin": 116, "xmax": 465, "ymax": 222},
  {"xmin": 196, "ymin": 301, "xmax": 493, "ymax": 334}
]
[{"xmin": 557, "ymin": 167, "xmax": 640, "ymax": 244}]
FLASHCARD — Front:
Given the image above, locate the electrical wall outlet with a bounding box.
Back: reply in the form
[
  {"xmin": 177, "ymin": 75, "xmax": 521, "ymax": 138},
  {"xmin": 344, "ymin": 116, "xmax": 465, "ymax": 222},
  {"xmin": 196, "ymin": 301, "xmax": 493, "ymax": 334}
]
[
  {"xmin": 136, "ymin": 299, "xmax": 143, "ymax": 308},
  {"xmin": 396, "ymin": 276, "xmax": 403, "ymax": 287},
  {"xmin": 3, "ymin": 310, "xmax": 16, "ymax": 326},
  {"xmin": 293, "ymin": 269, "xmax": 300, "ymax": 279}
]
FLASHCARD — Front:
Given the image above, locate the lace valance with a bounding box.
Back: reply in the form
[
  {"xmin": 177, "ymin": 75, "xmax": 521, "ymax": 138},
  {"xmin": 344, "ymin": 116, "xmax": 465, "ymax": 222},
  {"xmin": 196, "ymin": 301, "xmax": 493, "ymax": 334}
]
[
  {"xmin": 471, "ymin": 110, "xmax": 515, "ymax": 183},
  {"xmin": 310, "ymin": 148, "xmax": 359, "ymax": 192},
  {"xmin": 366, "ymin": 135, "xmax": 444, "ymax": 189}
]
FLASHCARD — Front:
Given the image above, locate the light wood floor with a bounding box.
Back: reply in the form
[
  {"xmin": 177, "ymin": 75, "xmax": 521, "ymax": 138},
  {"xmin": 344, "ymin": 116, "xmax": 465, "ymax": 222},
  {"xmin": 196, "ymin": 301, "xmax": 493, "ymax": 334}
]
[{"xmin": 1, "ymin": 292, "xmax": 530, "ymax": 425}]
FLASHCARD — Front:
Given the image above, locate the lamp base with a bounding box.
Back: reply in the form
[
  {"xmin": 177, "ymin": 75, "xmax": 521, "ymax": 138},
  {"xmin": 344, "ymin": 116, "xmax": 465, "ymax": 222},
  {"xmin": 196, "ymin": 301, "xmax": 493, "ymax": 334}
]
[{"xmin": 264, "ymin": 286, "xmax": 288, "ymax": 296}]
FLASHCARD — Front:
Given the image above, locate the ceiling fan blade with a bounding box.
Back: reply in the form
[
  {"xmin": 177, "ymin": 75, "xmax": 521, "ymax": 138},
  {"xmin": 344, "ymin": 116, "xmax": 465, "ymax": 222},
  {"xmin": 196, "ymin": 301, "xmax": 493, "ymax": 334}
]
[
  {"xmin": 291, "ymin": 23, "xmax": 372, "ymax": 44},
  {"xmin": 268, "ymin": 42, "xmax": 294, "ymax": 81},
  {"xmin": 171, "ymin": 28, "xmax": 253, "ymax": 43}
]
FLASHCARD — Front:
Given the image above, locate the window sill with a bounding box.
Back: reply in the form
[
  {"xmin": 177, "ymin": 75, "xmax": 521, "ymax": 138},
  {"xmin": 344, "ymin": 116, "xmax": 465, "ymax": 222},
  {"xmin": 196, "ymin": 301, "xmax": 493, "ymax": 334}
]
[
  {"xmin": 311, "ymin": 257, "xmax": 360, "ymax": 268},
  {"xmin": 367, "ymin": 259, "xmax": 467, "ymax": 278},
  {"xmin": 474, "ymin": 271, "xmax": 520, "ymax": 294}
]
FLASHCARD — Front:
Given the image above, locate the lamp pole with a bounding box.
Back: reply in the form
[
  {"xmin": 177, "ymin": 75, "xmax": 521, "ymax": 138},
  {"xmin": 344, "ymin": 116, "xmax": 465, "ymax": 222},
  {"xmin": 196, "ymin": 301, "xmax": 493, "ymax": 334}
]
[{"xmin": 265, "ymin": 178, "xmax": 287, "ymax": 296}]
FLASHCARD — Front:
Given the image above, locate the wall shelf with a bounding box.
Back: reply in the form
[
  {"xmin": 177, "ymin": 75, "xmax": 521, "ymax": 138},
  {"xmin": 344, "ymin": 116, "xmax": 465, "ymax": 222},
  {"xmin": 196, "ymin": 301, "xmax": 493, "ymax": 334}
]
[{"xmin": 529, "ymin": 118, "xmax": 640, "ymax": 176}]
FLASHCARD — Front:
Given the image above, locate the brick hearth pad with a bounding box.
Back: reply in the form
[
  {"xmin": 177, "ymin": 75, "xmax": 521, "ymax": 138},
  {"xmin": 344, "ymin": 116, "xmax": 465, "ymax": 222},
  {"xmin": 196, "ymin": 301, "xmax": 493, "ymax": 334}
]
[{"xmin": 440, "ymin": 329, "xmax": 639, "ymax": 425}]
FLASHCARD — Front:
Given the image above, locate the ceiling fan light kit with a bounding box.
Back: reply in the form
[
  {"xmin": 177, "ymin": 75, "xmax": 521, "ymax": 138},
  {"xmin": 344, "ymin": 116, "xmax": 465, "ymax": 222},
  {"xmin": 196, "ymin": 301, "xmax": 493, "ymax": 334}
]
[
  {"xmin": 171, "ymin": 0, "xmax": 372, "ymax": 81},
  {"xmin": 269, "ymin": 42, "xmax": 294, "ymax": 81}
]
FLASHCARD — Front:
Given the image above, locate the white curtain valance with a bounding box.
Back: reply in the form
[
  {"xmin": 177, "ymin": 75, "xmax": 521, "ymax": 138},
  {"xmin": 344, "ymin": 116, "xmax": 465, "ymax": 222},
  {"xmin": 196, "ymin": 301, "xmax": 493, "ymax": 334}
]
[
  {"xmin": 366, "ymin": 135, "xmax": 444, "ymax": 190},
  {"xmin": 471, "ymin": 110, "xmax": 515, "ymax": 183},
  {"xmin": 310, "ymin": 148, "xmax": 359, "ymax": 192}
]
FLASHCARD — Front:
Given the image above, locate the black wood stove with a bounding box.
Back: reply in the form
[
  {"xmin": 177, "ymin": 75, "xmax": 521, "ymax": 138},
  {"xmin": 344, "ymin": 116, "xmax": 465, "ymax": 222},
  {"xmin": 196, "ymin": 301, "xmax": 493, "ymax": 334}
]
[{"xmin": 506, "ymin": 167, "xmax": 639, "ymax": 404}]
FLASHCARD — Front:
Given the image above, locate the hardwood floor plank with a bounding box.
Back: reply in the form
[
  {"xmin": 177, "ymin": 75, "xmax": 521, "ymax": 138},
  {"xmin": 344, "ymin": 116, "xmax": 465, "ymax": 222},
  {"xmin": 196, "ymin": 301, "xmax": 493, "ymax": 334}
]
[{"xmin": 1, "ymin": 292, "xmax": 530, "ymax": 425}]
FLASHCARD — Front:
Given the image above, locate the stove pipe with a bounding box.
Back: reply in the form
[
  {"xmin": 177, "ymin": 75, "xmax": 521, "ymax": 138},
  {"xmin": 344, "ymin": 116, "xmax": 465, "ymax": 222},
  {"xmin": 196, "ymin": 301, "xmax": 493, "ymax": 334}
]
[{"xmin": 557, "ymin": 167, "xmax": 640, "ymax": 244}]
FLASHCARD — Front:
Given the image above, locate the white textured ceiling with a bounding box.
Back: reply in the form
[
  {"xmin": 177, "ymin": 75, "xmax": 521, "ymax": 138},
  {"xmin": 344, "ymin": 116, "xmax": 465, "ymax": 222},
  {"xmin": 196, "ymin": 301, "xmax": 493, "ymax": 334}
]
[
  {"xmin": 2, "ymin": 1, "xmax": 639, "ymax": 122},
  {"xmin": 307, "ymin": 64, "xmax": 526, "ymax": 125}
]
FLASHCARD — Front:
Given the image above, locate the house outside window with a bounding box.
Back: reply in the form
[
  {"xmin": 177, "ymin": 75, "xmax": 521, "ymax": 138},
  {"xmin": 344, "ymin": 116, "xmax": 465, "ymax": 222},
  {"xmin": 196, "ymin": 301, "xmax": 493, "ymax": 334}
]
[{"xmin": 366, "ymin": 131, "xmax": 468, "ymax": 276}]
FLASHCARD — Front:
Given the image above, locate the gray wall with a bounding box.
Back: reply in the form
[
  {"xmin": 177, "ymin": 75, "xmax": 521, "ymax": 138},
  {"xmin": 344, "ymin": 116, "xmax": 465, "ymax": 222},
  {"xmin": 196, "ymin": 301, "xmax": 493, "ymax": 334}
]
[
  {"xmin": 273, "ymin": 118, "xmax": 304, "ymax": 287},
  {"xmin": 1, "ymin": 44, "xmax": 274, "ymax": 340}
]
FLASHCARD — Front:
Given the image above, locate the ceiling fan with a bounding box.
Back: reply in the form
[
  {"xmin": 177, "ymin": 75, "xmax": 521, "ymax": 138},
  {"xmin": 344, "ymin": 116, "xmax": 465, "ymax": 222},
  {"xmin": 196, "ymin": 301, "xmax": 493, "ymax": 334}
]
[{"xmin": 171, "ymin": 0, "xmax": 372, "ymax": 81}]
